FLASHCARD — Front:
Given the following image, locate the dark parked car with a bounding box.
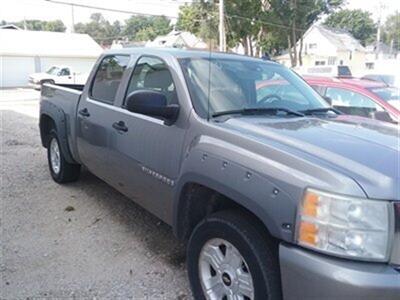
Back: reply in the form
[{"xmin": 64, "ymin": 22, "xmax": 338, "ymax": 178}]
[{"xmin": 39, "ymin": 49, "xmax": 400, "ymax": 300}]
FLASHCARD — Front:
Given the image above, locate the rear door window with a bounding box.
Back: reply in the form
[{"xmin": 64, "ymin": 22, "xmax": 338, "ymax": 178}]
[{"xmin": 91, "ymin": 55, "xmax": 130, "ymax": 104}]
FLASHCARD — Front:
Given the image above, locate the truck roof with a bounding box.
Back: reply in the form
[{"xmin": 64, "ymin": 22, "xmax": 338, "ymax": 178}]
[{"xmin": 103, "ymin": 47, "xmax": 279, "ymax": 64}]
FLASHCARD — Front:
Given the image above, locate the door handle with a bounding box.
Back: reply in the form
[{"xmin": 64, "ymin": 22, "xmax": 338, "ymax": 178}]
[
  {"xmin": 112, "ymin": 121, "xmax": 128, "ymax": 132},
  {"xmin": 78, "ymin": 108, "xmax": 90, "ymax": 117}
]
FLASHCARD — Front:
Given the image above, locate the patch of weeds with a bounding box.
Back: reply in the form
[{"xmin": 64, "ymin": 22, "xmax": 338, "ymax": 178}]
[{"xmin": 65, "ymin": 205, "xmax": 75, "ymax": 212}]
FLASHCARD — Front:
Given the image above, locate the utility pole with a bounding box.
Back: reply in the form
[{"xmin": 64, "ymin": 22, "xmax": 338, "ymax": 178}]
[
  {"xmin": 70, "ymin": 3, "xmax": 75, "ymax": 33},
  {"xmin": 219, "ymin": 0, "xmax": 226, "ymax": 52},
  {"xmin": 375, "ymin": 1, "xmax": 387, "ymax": 60}
]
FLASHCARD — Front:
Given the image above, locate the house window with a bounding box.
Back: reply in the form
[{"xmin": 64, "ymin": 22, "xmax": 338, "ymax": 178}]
[
  {"xmin": 328, "ymin": 57, "xmax": 337, "ymax": 65},
  {"xmin": 315, "ymin": 60, "xmax": 326, "ymax": 66},
  {"xmin": 309, "ymin": 43, "xmax": 317, "ymax": 49},
  {"xmin": 366, "ymin": 62, "xmax": 374, "ymax": 70}
]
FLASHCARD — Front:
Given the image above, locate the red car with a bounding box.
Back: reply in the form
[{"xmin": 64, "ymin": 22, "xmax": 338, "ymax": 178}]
[{"xmin": 304, "ymin": 76, "xmax": 400, "ymax": 123}]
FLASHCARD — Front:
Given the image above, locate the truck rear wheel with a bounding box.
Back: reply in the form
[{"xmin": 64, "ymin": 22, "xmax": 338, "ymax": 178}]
[
  {"xmin": 47, "ymin": 129, "xmax": 80, "ymax": 183},
  {"xmin": 187, "ymin": 210, "xmax": 281, "ymax": 300}
]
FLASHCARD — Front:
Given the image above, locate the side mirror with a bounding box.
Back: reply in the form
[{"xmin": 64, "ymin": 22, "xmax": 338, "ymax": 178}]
[
  {"xmin": 126, "ymin": 90, "xmax": 179, "ymax": 125},
  {"xmin": 370, "ymin": 111, "xmax": 393, "ymax": 123},
  {"xmin": 323, "ymin": 96, "xmax": 332, "ymax": 105}
]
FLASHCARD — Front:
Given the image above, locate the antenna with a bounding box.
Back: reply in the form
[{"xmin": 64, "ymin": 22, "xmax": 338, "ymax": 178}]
[{"xmin": 207, "ymin": 16, "xmax": 213, "ymax": 122}]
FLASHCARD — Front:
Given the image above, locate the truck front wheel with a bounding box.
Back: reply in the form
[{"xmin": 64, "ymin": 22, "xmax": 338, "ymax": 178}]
[
  {"xmin": 187, "ymin": 210, "xmax": 282, "ymax": 300},
  {"xmin": 47, "ymin": 129, "xmax": 80, "ymax": 183}
]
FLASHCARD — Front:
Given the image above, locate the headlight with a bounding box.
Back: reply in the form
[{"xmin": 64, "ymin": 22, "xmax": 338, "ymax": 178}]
[{"xmin": 296, "ymin": 188, "xmax": 393, "ymax": 261}]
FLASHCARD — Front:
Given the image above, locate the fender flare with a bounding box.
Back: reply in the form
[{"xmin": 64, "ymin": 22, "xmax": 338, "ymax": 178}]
[
  {"xmin": 40, "ymin": 100, "xmax": 77, "ymax": 164},
  {"xmin": 172, "ymin": 172, "xmax": 286, "ymax": 242}
]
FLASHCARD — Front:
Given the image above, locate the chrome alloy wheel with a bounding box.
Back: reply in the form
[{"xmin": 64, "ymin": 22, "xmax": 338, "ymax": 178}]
[
  {"xmin": 49, "ymin": 138, "xmax": 61, "ymax": 174},
  {"xmin": 199, "ymin": 238, "xmax": 254, "ymax": 300}
]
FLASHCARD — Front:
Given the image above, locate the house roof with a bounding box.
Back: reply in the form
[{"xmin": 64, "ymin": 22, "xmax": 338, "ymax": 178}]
[
  {"xmin": 315, "ymin": 25, "xmax": 365, "ymax": 52},
  {"xmin": 0, "ymin": 24, "xmax": 21, "ymax": 30},
  {"xmin": 0, "ymin": 29, "xmax": 102, "ymax": 58},
  {"xmin": 146, "ymin": 30, "xmax": 208, "ymax": 49},
  {"xmin": 365, "ymin": 42, "xmax": 393, "ymax": 54}
]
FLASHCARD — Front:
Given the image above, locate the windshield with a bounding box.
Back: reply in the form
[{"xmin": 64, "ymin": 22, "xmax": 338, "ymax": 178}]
[
  {"xmin": 369, "ymin": 87, "xmax": 400, "ymax": 102},
  {"xmin": 46, "ymin": 66, "xmax": 60, "ymax": 75},
  {"xmin": 179, "ymin": 57, "xmax": 329, "ymax": 118}
]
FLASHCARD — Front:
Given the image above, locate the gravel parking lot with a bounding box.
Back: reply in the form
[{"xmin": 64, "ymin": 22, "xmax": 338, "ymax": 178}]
[{"xmin": 1, "ymin": 89, "xmax": 191, "ymax": 299}]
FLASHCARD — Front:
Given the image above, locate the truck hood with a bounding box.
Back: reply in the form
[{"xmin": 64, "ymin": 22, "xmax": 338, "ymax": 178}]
[
  {"xmin": 218, "ymin": 115, "xmax": 400, "ymax": 200},
  {"xmin": 30, "ymin": 73, "xmax": 51, "ymax": 80}
]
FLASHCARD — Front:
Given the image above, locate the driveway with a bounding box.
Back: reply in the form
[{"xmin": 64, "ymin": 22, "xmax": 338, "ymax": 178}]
[{"xmin": 1, "ymin": 89, "xmax": 191, "ymax": 299}]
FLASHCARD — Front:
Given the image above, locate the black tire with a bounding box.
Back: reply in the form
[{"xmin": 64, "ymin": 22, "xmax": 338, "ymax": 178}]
[
  {"xmin": 187, "ymin": 210, "xmax": 282, "ymax": 300},
  {"xmin": 47, "ymin": 129, "xmax": 80, "ymax": 183}
]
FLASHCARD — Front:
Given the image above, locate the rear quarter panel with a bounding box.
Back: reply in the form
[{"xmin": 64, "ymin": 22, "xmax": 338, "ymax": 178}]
[{"xmin": 40, "ymin": 84, "xmax": 82, "ymax": 163}]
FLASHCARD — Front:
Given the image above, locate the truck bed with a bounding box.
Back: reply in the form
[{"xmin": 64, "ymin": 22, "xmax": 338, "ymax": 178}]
[{"xmin": 51, "ymin": 83, "xmax": 85, "ymax": 91}]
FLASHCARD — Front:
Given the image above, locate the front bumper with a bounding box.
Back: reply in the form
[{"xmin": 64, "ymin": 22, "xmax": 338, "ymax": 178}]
[
  {"xmin": 28, "ymin": 78, "xmax": 41, "ymax": 90},
  {"xmin": 28, "ymin": 82, "xmax": 41, "ymax": 90},
  {"xmin": 280, "ymin": 243, "xmax": 400, "ymax": 300}
]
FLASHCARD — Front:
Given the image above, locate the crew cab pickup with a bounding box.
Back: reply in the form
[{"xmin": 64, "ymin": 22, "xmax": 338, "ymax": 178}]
[
  {"xmin": 29, "ymin": 65, "xmax": 88, "ymax": 90},
  {"xmin": 39, "ymin": 48, "xmax": 400, "ymax": 300}
]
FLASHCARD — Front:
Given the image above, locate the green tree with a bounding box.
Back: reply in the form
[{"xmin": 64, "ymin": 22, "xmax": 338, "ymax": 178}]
[
  {"xmin": 75, "ymin": 13, "xmax": 171, "ymax": 46},
  {"xmin": 176, "ymin": 1, "xmax": 218, "ymax": 45},
  {"xmin": 324, "ymin": 9, "xmax": 377, "ymax": 46},
  {"xmin": 176, "ymin": 0, "xmax": 342, "ymax": 64},
  {"xmin": 13, "ymin": 19, "xmax": 66, "ymax": 32},
  {"xmin": 225, "ymin": 0, "xmax": 264, "ymax": 55},
  {"xmin": 268, "ymin": 0, "xmax": 343, "ymax": 66},
  {"xmin": 75, "ymin": 13, "xmax": 121, "ymax": 46},
  {"xmin": 382, "ymin": 11, "xmax": 400, "ymax": 51},
  {"xmin": 124, "ymin": 15, "xmax": 171, "ymax": 41},
  {"xmin": 43, "ymin": 20, "xmax": 66, "ymax": 32}
]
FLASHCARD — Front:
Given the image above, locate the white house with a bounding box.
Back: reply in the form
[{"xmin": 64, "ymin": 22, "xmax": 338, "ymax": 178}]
[
  {"xmin": 0, "ymin": 28, "xmax": 102, "ymax": 87},
  {"xmin": 146, "ymin": 30, "xmax": 208, "ymax": 49},
  {"xmin": 364, "ymin": 41, "xmax": 399, "ymax": 72},
  {"xmin": 275, "ymin": 25, "xmax": 367, "ymax": 75}
]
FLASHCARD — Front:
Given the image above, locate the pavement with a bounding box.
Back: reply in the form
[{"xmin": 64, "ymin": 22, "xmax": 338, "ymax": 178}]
[{"xmin": 0, "ymin": 88, "xmax": 192, "ymax": 299}]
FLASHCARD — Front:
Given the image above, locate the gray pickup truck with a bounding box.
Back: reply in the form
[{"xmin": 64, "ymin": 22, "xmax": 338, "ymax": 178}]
[{"xmin": 39, "ymin": 48, "xmax": 399, "ymax": 300}]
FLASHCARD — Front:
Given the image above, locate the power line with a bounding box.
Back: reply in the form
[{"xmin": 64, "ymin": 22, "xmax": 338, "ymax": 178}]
[
  {"xmin": 44, "ymin": 0, "xmax": 178, "ymax": 19},
  {"xmin": 44, "ymin": 0, "xmax": 308, "ymax": 33}
]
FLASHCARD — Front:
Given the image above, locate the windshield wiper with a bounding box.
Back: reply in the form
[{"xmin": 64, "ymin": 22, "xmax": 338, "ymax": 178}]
[
  {"xmin": 300, "ymin": 107, "xmax": 342, "ymax": 115},
  {"xmin": 212, "ymin": 107, "xmax": 305, "ymax": 118}
]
